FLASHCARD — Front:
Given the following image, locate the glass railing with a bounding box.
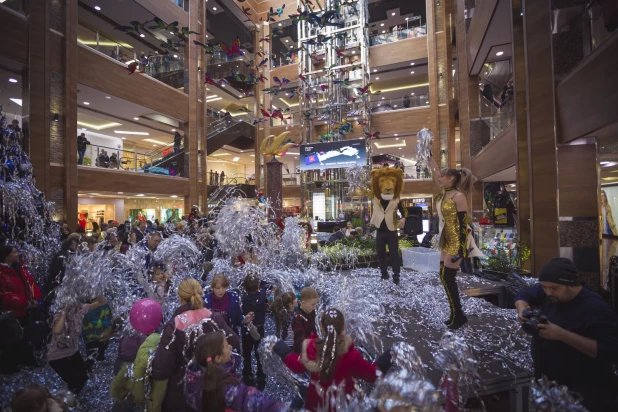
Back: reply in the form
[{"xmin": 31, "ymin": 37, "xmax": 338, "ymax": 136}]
[
  {"xmin": 370, "ymin": 25, "xmax": 427, "ymax": 46},
  {"xmin": 79, "ymin": 144, "xmax": 185, "ymax": 177},
  {"xmin": 78, "ymin": 23, "xmax": 185, "ymax": 90},
  {"xmin": 479, "ymin": 94, "xmax": 513, "ymax": 140},
  {"xmin": 207, "ymin": 51, "xmax": 254, "ymax": 68},
  {"xmin": 283, "ymin": 173, "xmax": 300, "ymax": 186},
  {"xmin": 78, "ymin": 23, "xmax": 137, "ymax": 63},
  {"xmin": 370, "ymin": 94, "xmax": 430, "ymax": 112},
  {"xmin": 371, "ymin": 164, "xmax": 433, "ymax": 180},
  {"xmin": 207, "ymin": 172, "xmax": 255, "ymax": 186},
  {"xmin": 271, "ymin": 56, "xmax": 299, "ymax": 68},
  {"xmin": 207, "ymin": 114, "xmax": 256, "ymax": 138},
  {"xmin": 1, "ymin": 0, "xmax": 27, "ymax": 15}
]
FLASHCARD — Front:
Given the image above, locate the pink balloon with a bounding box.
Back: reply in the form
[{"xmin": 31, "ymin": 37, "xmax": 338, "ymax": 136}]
[{"xmin": 129, "ymin": 298, "xmax": 162, "ymax": 335}]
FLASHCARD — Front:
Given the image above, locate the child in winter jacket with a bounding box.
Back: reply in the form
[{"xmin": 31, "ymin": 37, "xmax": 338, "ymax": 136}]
[
  {"xmin": 204, "ymin": 274, "xmax": 254, "ymax": 333},
  {"xmin": 271, "ymin": 291, "xmax": 297, "ymax": 348},
  {"xmin": 184, "ymin": 331, "xmax": 288, "ymax": 412},
  {"xmin": 274, "ymin": 308, "xmax": 392, "ymax": 412},
  {"xmin": 291, "ymin": 287, "xmax": 319, "ymax": 354},
  {"xmin": 111, "ymin": 333, "xmax": 168, "ymax": 412},
  {"xmin": 240, "ymin": 274, "xmax": 268, "ymax": 389}
]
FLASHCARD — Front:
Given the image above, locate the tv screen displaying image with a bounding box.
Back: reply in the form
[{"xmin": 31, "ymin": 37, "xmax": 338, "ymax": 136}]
[{"xmin": 299, "ymin": 139, "xmax": 367, "ymax": 171}]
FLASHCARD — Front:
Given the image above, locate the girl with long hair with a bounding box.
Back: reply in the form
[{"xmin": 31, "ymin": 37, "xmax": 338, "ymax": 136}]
[
  {"xmin": 183, "ymin": 331, "xmax": 287, "ymax": 412},
  {"xmin": 151, "ymin": 277, "xmax": 240, "ymax": 411},
  {"xmin": 601, "ymin": 190, "xmax": 617, "ymax": 235},
  {"xmin": 274, "ymin": 308, "xmax": 392, "ymax": 411},
  {"xmin": 271, "ymin": 290, "xmax": 297, "ymax": 348},
  {"xmin": 428, "ymin": 157, "xmax": 477, "ymax": 329}
]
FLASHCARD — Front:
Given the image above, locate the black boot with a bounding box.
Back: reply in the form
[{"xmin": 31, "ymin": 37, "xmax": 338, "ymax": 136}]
[
  {"xmin": 381, "ymin": 272, "xmax": 389, "ymax": 280},
  {"xmin": 392, "ymin": 273, "xmax": 400, "ymax": 285},
  {"xmin": 439, "ymin": 262, "xmax": 451, "ymax": 325},
  {"xmin": 441, "ymin": 267, "xmax": 467, "ymax": 329}
]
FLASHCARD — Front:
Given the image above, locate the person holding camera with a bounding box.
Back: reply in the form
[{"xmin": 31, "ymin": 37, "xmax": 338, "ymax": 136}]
[{"xmin": 514, "ymin": 258, "xmax": 618, "ymax": 411}]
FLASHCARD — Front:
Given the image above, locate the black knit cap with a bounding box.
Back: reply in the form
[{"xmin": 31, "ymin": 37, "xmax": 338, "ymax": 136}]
[{"xmin": 539, "ymin": 258, "xmax": 579, "ymax": 286}]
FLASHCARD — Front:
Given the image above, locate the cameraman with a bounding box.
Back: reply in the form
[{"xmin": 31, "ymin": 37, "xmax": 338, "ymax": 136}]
[{"xmin": 514, "ymin": 258, "xmax": 618, "ymax": 411}]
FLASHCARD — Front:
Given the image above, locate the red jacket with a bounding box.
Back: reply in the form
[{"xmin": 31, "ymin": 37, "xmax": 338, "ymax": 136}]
[
  {"xmin": 284, "ymin": 335, "xmax": 379, "ymax": 411},
  {"xmin": 0, "ymin": 263, "xmax": 42, "ymax": 318}
]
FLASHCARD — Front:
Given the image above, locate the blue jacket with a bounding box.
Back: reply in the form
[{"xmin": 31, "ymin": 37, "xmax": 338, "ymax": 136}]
[
  {"xmin": 204, "ymin": 290, "xmax": 244, "ymax": 331},
  {"xmin": 241, "ymin": 283, "xmax": 269, "ymax": 327}
]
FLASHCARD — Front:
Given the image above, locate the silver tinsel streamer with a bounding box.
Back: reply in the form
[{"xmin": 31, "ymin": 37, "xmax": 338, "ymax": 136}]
[
  {"xmin": 345, "ymin": 165, "xmax": 369, "ymax": 195},
  {"xmin": 416, "ymin": 127, "xmax": 434, "ymax": 170},
  {"xmin": 530, "ymin": 377, "xmax": 589, "ymax": 412}
]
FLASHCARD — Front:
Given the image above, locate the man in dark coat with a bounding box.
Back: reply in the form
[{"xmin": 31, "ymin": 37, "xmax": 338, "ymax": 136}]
[{"xmin": 77, "ymin": 133, "xmax": 90, "ymax": 165}]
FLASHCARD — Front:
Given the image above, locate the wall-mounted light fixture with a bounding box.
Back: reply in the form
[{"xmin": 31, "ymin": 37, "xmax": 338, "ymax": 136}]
[{"xmin": 53, "ymin": 113, "xmax": 59, "ymax": 122}]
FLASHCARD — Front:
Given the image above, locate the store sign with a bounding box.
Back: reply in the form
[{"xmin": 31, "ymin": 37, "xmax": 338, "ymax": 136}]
[
  {"xmin": 300, "ymin": 139, "xmax": 367, "ymax": 171},
  {"xmin": 412, "ymin": 198, "xmax": 428, "ymax": 203}
]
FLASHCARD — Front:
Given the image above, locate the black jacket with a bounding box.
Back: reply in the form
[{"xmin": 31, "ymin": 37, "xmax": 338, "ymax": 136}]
[
  {"xmin": 514, "ymin": 284, "xmax": 618, "ymax": 411},
  {"xmin": 241, "ymin": 283, "xmax": 269, "ymax": 327},
  {"xmin": 77, "ymin": 136, "xmax": 90, "ymax": 151}
]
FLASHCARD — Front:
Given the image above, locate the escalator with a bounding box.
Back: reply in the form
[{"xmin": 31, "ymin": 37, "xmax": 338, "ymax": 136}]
[
  {"xmin": 206, "ymin": 117, "xmax": 255, "ymax": 155},
  {"xmin": 143, "ymin": 150, "xmax": 185, "ymax": 176}
]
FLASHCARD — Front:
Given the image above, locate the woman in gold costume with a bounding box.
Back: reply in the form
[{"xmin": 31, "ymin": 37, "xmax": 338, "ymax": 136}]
[{"xmin": 429, "ymin": 157, "xmax": 477, "ymax": 329}]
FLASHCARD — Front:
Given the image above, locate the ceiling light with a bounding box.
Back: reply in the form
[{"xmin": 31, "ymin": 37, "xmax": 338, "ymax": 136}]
[
  {"xmin": 213, "ymin": 7, "xmax": 217, "ymax": 10},
  {"xmin": 382, "ymin": 30, "xmax": 386, "ymax": 33},
  {"xmin": 352, "ymin": 50, "xmax": 355, "ymax": 54},
  {"xmin": 8, "ymin": 78, "xmax": 17, "ymax": 83},
  {"xmin": 425, "ymin": 101, "xmax": 429, "ymax": 104},
  {"xmin": 83, "ymin": 102, "xmax": 90, "ymax": 105},
  {"xmin": 411, "ymin": 93, "xmax": 415, "ymax": 95},
  {"xmin": 121, "ymin": 137, "xmax": 126, "ymax": 140},
  {"xmin": 94, "ymin": 5, "xmax": 101, "ymax": 11},
  {"xmin": 9, "ymin": 98, "xmax": 22, "ymax": 106},
  {"xmin": 171, "ymin": 195, "xmax": 178, "ymax": 198},
  {"xmin": 392, "ymin": 12, "xmax": 396, "ymax": 16},
  {"xmin": 105, "ymin": 96, "xmax": 111, "ymax": 99},
  {"xmin": 394, "ymin": 134, "xmax": 398, "ymax": 136},
  {"xmin": 118, "ymin": 192, "xmax": 123, "ymax": 194},
  {"xmin": 172, "ymin": 128, "xmax": 176, "ymax": 132},
  {"xmin": 496, "ymin": 51, "xmax": 504, "ymax": 56},
  {"xmin": 395, "ymin": 137, "xmax": 399, "ymax": 140},
  {"xmin": 207, "ymin": 97, "xmax": 222, "ymax": 101},
  {"xmin": 381, "ymin": 97, "xmax": 384, "ymax": 100},
  {"xmin": 232, "ymin": 157, "xmax": 240, "ymax": 162},
  {"xmin": 375, "ymin": 77, "xmax": 379, "ymax": 80},
  {"xmin": 136, "ymin": 194, "xmax": 145, "ymax": 197},
  {"xmin": 114, "ymin": 131, "xmax": 149, "ymax": 135},
  {"xmin": 217, "ymin": 64, "xmax": 221, "ymax": 67},
  {"xmin": 140, "ymin": 34, "xmax": 145, "ymax": 38},
  {"xmin": 206, "ymin": 35, "xmax": 209, "ymax": 38},
  {"xmin": 278, "ymin": 23, "xmax": 282, "ymax": 26},
  {"xmin": 410, "ymin": 62, "xmax": 415, "ymax": 66},
  {"xmin": 134, "ymin": 117, "xmax": 139, "ymax": 120},
  {"xmin": 239, "ymin": 95, "xmax": 243, "ymax": 97},
  {"xmin": 394, "ymin": 105, "xmax": 397, "ymax": 107},
  {"xmin": 398, "ymin": 148, "xmax": 402, "ymax": 150},
  {"xmin": 373, "ymin": 69, "xmax": 377, "ymax": 72},
  {"xmin": 405, "ymin": 17, "xmax": 409, "ymax": 21},
  {"xmin": 380, "ymin": 23, "xmax": 384, "ymax": 27},
  {"xmin": 410, "ymin": 71, "xmax": 414, "ymax": 74},
  {"xmin": 170, "ymin": 31, "xmax": 175, "ymax": 35},
  {"xmin": 601, "ymin": 161, "xmax": 611, "ymax": 165},
  {"xmin": 173, "ymin": 54, "xmax": 178, "ymax": 58},
  {"xmin": 285, "ymin": 39, "xmax": 289, "ymax": 43}
]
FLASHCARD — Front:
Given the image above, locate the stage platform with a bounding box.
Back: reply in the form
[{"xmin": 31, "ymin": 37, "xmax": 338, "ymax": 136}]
[{"xmin": 350, "ymin": 268, "xmax": 533, "ymax": 411}]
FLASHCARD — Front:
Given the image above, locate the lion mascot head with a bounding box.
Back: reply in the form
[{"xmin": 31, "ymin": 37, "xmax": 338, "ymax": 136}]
[{"xmin": 371, "ymin": 168, "xmax": 403, "ymax": 201}]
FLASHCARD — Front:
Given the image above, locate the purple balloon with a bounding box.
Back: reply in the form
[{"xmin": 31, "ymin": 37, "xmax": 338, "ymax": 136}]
[{"xmin": 129, "ymin": 298, "xmax": 163, "ymax": 335}]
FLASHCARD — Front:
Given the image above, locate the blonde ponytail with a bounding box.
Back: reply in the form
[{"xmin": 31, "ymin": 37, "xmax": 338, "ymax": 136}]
[{"xmin": 178, "ymin": 277, "xmax": 204, "ymax": 309}]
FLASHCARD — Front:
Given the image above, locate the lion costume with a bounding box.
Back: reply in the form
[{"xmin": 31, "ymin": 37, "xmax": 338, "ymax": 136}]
[{"xmin": 369, "ymin": 168, "xmax": 407, "ymax": 284}]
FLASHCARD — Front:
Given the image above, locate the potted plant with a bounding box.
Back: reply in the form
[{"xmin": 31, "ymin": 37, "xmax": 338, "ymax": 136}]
[{"xmin": 483, "ymin": 237, "xmax": 531, "ymax": 279}]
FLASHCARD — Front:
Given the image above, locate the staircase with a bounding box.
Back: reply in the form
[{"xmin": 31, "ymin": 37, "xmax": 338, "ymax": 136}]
[{"xmin": 206, "ymin": 117, "xmax": 255, "ymax": 155}]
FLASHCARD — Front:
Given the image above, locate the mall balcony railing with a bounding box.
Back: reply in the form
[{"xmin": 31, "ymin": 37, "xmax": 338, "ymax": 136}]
[
  {"xmin": 206, "ymin": 114, "xmax": 257, "ymax": 138},
  {"xmin": 77, "ymin": 23, "xmax": 186, "ymax": 91},
  {"xmin": 271, "ymin": 55, "xmax": 299, "ymax": 69},
  {"xmin": 80, "ymin": 144, "xmax": 185, "ymax": 177},
  {"xmin": 1, "ymin": 0, "xmax": 27, "ymax": 15},
  {"xmin": 283, "ymin": 173, "xmax": 300, "ymax": 186},
  {"xmin": 369, "ymin": 24, "xmax": 427, "ymax": 47},
  {"xmin": 369, "ymin": 94, "xmax": 430, "ymax": 112},
  {"xmin": 371, "ymin": 164, "xmax": 433, "ymax": 181},
  {"xmin": 208, "ymin": 172, "xmax": 256, "ymax": 186},
  {"xmin": 479, "ymin": 93, "xmax": 514, "ymax": 138}
]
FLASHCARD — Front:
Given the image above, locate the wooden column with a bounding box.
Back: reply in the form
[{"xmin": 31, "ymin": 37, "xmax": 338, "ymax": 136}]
[
  {"xmin": 558, "ymin": 143, "xmax": 601, "ymax": 291},
  {"xmin": 522, "ymin": 0, "xmax": 560, "ymax": 273},
  {"xmin": 64, "ymin": 0, "xmax": 79, "ymax": 229},
  {"xmin": 426, "ymin": 0, "xmax": 457, "ymax": 185},
  {"xmin": 510, "ymin": 0, "xmax": 531, "ymax": 257},
  {"xmin": 185, "ymin": 0, "xmax": 202, "ymax": 212}
]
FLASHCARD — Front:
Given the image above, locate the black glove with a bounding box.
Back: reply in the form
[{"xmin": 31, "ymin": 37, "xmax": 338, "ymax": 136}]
[
  {"xmin": 273, "ymin": 340, "xmax": 292, "ymax": 361},
  {"xmin": 375, "ymin": 349, "xmax": 393, "ymax": 374},
  {"xmin": 451, "ymin": 211, "xmax": 469, "ymax": 263}
]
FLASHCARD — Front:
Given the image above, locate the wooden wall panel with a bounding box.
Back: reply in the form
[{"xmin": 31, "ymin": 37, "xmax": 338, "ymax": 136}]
[
  {"xmin": 78, "ymin": 45, "xmax": 189, "ymax": 122},
  {"xmin": 471, "ymin": 123, "xmax": 516, "ymax": 180},
  {"xmin": 78, "ymin": 167, "xmax": 190, "ymax": 195},
  {"xmin": 466, "ymin": 0, "xmax": 499, "ymax": 75},
  {"xmin": 269, "ymin": 64, "xmax": 298, "ymax": 85},
  {"xmin": 0, "ymin": 8, "xmax": 28, "ymax": 64},
  {"xmin": 369, "ymin": 37, "xmax": 428, "ymax": 68},
  {"xmin": 370, "ymin": 108, "xmax": 431, "ymax": 135},
  {"xmin": 556, "ymin": 34, "xmax": 618, "ymax": 144},
  {"xmin": 403, "ymin": 181, "xmax": 435, "ymax": 197},
  {"xmin": 558, "ymin": 144, "xmax": 599, "ymax": 218}
]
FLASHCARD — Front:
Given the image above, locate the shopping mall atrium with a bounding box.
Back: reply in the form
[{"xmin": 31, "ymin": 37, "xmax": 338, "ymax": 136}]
[{"xmin": 0, "ymin": 0, "xmax": 617, "ymax": 411}]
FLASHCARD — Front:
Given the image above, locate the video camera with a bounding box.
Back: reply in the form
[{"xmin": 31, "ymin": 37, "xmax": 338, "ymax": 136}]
[{"xmin": 521, "ymin": 309, "xmax": 548, "ymax": 337}]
